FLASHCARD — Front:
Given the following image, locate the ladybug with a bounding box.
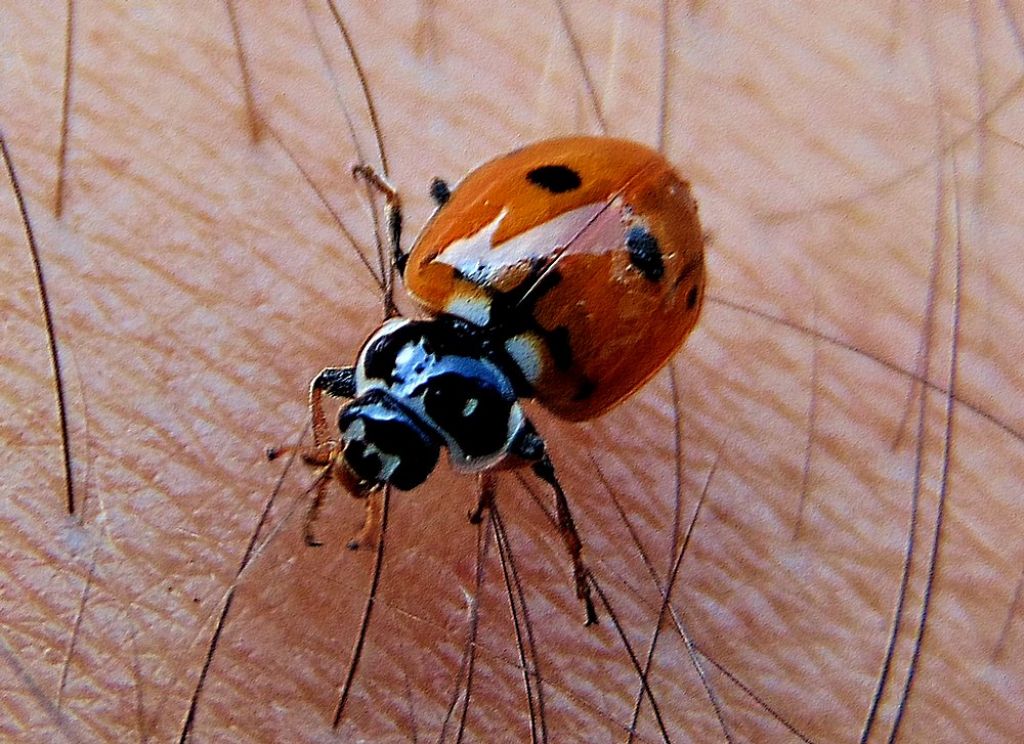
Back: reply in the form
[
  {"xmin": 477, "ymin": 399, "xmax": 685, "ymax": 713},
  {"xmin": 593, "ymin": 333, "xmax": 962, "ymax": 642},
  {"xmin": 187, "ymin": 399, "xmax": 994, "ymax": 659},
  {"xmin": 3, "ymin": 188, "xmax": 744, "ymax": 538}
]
[{"xmin": 271, "ymin": 136, "xmax": 705, "ymax": 625}]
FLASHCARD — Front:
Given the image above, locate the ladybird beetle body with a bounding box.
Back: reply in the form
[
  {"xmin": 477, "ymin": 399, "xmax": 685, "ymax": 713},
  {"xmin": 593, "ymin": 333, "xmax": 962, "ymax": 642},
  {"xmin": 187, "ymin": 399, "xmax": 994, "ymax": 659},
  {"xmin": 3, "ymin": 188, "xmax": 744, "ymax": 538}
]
[{"xmin": 280, "ymin": 136, "xmax": 705, "ymax": 625}]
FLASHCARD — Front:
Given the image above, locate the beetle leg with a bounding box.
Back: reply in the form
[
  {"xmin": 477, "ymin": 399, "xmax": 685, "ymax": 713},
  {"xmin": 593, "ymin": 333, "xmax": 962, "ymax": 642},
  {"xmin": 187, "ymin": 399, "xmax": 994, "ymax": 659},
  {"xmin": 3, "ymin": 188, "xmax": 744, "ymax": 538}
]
[
  {"xmin": 267, "ymin": 367, "xmax": 355, "ymax": 462},
  {"xmin": 347, "ymin": 488, "xmax": 384, "ymax": 550},
  {"xmin": 267, "ymin": 365, "xmax": 363, "ymax": 546},
  {"xmin": 301, "ymin": 462, "xmax": 335, "ymax": 547},
  {"xmin": 532, "ymin": 455, "xmax": 598, "ymax": 626},
  {"xmin": 352, "ymin": 164, "xmax": 406, "ymax": 309},
  {"xmin": 510, "ymin": 422, "xmax": 597, "ymax": 625},
  {"xmin": 312, "ymin": 366, "xmax": 357, "ymax": 398}
]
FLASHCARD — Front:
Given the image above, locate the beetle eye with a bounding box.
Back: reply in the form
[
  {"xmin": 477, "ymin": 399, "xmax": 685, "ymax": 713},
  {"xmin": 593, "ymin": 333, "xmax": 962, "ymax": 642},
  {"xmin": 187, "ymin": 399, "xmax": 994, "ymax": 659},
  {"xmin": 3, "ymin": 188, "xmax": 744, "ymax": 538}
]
[
  {"xmin": 338, "ymin": 393, "xmax": 439, "ymax": 490},
  {"xmin": 422, "ymin": 373, "xmax": 511, "ymax": 458}
]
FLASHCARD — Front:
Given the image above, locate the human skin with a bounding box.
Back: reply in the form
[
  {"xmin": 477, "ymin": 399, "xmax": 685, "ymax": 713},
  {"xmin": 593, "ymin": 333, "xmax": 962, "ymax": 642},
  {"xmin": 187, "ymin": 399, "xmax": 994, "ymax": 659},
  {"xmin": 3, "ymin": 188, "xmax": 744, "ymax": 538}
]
[{"xmin": 1, "ymin": 2, "xmax": 1022, "ymax": 742}]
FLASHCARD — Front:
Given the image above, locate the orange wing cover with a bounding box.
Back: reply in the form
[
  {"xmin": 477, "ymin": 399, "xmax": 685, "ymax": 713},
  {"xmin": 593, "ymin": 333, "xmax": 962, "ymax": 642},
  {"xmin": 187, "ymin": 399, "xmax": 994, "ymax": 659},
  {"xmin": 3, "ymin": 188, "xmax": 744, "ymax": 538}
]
[{"xmin": 404, "ymin": 136, "xmax": 705, "ymax": 421}]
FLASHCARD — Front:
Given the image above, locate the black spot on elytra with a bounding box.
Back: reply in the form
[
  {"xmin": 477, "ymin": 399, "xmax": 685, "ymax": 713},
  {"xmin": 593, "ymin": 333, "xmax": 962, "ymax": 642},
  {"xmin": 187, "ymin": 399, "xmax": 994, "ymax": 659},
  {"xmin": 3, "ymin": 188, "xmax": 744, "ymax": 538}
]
[
  {"xmin": 486, "ymin": 265, "xmax": 562, "ymax": 330},
  {"xmin": 478, "ymin": 266, "xmax": 577, "ymax": 393},
  {"xmin": 686, "ymin": 285, "xmax": 699, "ymax": 310},
  {"xmin": 547, "ymin": 326, "xmax": 573, "ymax": 370},
  {"xmin": 526, "ymin": 164, "xmax": 582, "ymax": 193},
  {"xmin": 573, "ymin": 377, "xmax": 596, "ymax": 401},
  {"xmin": 626, "ymin": 225, "xmax": 664, "ymax": 282}
]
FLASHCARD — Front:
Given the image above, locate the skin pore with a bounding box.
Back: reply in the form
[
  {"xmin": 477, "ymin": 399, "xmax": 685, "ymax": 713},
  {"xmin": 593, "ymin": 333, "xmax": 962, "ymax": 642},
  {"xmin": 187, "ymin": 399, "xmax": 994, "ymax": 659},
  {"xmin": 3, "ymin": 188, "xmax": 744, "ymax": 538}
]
[{"xmin": 2, "ymin": 2, "xmax": 1022, "ymax": 741}]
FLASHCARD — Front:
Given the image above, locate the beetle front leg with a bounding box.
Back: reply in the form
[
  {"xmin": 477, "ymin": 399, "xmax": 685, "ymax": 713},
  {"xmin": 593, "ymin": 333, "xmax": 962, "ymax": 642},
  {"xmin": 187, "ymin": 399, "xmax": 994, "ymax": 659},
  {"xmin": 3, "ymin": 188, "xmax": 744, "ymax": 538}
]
[
  {"xmin": 309, "ymin": 366, "xmax": 356, "ymax": 447},
  {"xmin": 267, "ymin": 365, "xmax": 359, "ymax": 546},
  {"xmin": 266, "ymin": 366, "xmax": 355, "ymax": 462}
]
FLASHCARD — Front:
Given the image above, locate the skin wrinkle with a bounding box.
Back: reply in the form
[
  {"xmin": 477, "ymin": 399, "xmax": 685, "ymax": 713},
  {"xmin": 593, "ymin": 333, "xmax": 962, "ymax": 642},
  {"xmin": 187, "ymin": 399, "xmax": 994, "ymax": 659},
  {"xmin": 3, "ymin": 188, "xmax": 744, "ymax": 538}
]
[{"xmin": 1, "ymin": 2, "xmax": 1022, "ymax": 742}]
